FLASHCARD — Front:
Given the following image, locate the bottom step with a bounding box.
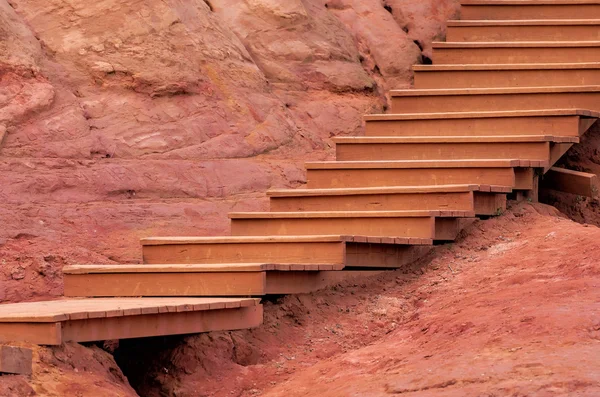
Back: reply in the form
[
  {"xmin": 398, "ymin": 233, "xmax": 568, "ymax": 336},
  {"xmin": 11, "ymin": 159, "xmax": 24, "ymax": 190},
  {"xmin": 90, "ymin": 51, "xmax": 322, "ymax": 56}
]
[
  {"xmin": 63, "ymin": 265, "xmax": 385, "ymax": 297},
  {"xmin": 0, "ymin": 298, "xmax": 262, "ymax": 345}
]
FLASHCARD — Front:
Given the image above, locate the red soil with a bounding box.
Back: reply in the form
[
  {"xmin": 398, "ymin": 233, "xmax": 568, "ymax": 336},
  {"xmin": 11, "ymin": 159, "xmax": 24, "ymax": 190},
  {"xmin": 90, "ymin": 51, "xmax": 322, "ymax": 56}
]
[{"xmin": 107, "ymin": 202, "xmax": 600, "ymax": 397}]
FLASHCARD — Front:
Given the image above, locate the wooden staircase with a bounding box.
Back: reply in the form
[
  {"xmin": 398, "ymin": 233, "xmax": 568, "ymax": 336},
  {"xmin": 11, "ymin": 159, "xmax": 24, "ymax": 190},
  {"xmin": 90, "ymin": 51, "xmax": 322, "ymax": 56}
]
[{"xmin": 1, "ymin": 0, "xmax": 599, "ymax": 346}]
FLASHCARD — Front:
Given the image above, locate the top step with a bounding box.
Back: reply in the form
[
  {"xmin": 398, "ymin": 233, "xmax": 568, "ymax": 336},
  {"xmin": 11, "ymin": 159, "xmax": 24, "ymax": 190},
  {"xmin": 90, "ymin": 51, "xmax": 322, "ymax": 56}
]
[{"xmin": 460, "ymin": 1, "xmax": 600, "ymax": 20}]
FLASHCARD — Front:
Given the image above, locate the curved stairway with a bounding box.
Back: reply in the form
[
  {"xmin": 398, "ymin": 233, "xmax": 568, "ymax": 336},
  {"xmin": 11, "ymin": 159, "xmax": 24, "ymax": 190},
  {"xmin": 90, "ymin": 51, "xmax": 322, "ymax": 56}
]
[{"xmin": 1, "ymin": 0, "xmax": 600, "ymax": 347}]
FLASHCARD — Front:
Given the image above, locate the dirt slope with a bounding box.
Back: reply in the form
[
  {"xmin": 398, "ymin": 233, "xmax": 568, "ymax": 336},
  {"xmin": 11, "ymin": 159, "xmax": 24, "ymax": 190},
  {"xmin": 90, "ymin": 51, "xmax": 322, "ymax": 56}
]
[{"xmin": 107, "ymin": 202, "xmax": 600, "ymax": 396}]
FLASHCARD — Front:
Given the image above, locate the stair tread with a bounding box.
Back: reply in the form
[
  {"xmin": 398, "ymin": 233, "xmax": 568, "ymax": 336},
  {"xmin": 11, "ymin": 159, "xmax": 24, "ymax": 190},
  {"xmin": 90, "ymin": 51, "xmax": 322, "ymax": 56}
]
[
  {"xmin": 447, "ymin": 19, "xmax": 600, "ymax": 26},
  {"xmin": 306, "ymin": 159, "xmax": 541, "ymax": 169},
  {"xmin": 390, "ymin": 85, "xmax": 600, "ymax": 97},
  {"xmin": 364, "ymin": 109, "xmax": 600, "ymax": 120},
  {"xmin": 433, "ymin": 41, "xmax": 600, "ymax": 48},
  {"xmin": 332, "ymin": 135, "xmax": 578, "ymax": 143},
  {"xmin": 229, "ymin": 210, "xmax": 475, "ymax": 218},
  {"xmin": 64, "ymin": 263, "xmax": 344, "ymax": 274},
  {"xmin": 413, "ymin": 63, "xmax": 600, "ymax": 71},
  {"xmin": 141, "ymin": 235, "xmax": 433, "ymax": 245},
  {"xmin": 268, "ymin": 184, "xmax": 511, "ymax": 196},
  {"xmin": 0, "ymin": 297, "xmax": 260, "ymax": 323}
]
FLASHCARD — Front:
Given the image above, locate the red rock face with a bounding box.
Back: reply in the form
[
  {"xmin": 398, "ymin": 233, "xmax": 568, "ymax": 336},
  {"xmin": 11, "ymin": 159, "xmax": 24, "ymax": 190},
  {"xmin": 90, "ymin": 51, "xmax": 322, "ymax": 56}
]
[{"xmin": 0, "ymin": 0, "xmax": 460, "ymax": 303}]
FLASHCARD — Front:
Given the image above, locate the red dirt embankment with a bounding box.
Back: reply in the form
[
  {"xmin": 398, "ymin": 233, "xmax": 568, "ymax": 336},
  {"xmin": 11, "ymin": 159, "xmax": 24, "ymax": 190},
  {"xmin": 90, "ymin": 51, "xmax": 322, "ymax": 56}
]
[{"xmin": 107, "ymin": 202, "xmax": 599, "ymax": 396}]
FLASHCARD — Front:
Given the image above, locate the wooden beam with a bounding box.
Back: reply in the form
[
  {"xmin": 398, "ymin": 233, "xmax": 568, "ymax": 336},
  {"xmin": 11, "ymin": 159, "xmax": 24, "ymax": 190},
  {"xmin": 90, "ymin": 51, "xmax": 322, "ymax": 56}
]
[
  {"xmin": 64, "ymin": 272, "xmax": 267, "ymax": 297},
  {"xmin": 542, "ymin": 167, "xmax": 598, "ymax": 197},
  {"xmin": 0, "ymin": 346, "xmax": 33, "ymax": 375},
  {"xmin": 61, "ymin": 306, "xmax": 263, "ymax": 344}
]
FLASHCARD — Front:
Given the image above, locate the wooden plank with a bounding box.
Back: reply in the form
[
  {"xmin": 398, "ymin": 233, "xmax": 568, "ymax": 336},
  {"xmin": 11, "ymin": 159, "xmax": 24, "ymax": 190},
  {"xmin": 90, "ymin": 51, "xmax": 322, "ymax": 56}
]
[
  {"xmin": 307, "ymin": 167, "xmax": 516, "ymax": 190},
  {"xmin": 542, "ymin": 167, "xmax": 598, "ymax": 197},
  {"xmin": 392, "ymin": 91, "xmax": 600, "ymax": 114},
  {"xmin": 365, "ymin": 113, "xmax": 583, "ymax": 137},
  {"xmin": 64, "ymin": 263, "xmax": 271, "ymax": 274},
  {"xmin": 414, "ymin": 67, "xmax": 600, "ymax": 89},
  {"xmin": 0, "ymin": 346, "xmax": 33, "ymax": 375},
  {"xmin": 432, "ymin": 43, "xmax": 600, "ymax": 65},
  {"xmin": 142, "ymin": 241, "xmax": 347, "ymax": 265},
  {"xmin": 460, "ymin": 2, "xmax": 600, "ymax": 20},
  {"xmin": 307, "ymin": 159, "xmax": 521, "ymax": 169},
  {"xmin": 0, "ymin": 323, "xmax": 62, "ymax": 345},
  {"xmin": 268, "ymin": 185, "xmax": 478, "ymax": 196},
  {"xmin": 229, "ymin": 210, "xmax": 474, "ymax": 218},
  {"xmin": 230, "ymin": 216, "xmax": 437, "ymax": 239},
  {"xmin": 0, "ymin": 298, "xmax": 258, "ymax": 322},
  {"xmin": 140, "ymin": 235, "xmax": 356, "ymax": 245},
  {"xmin": 269, "ymin": 190, "xmax": 475, "ymax": 213},
  {"xmin": 60, "ymin": 305, "xmax": 263, "ymax": 343},
  {"xmin": 335, "ymin": 141, "xmax": 551, "ymax": 162},
  {"xmin": 446, "ymin": 22, "xmax": 600, "ymax": 42},
  {"xmin": 64, "ymin": 272, "xmax": 268, "ymax": 297}
]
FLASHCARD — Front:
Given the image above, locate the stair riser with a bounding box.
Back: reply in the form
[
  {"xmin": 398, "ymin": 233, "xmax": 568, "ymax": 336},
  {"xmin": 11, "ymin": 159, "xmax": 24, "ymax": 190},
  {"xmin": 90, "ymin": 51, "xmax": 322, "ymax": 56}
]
[
  {"xmin": 414, "ymin": 69, "xmax": 600, "ymax": 89},
  {"xmin": 460, "ymin": 5, "xmax": 600, "ymax": 20},
  {"xmin": 365, "ymin": 116, "xmax": 581, "ymax": 137},
  {"xmin": 64, "ymin": 272, "xmax": 267, "ymax": 297},
  {"xmin": 391, "ymin": 92, "xmax": 600, "ymax": 114},
  {"xmin": 142, "ymin": 242, "xmax": 346, "ymax": 265},
  {"xmin": 335, "ymin": 142, "xmax": 550, "ymax": 161},
  {"xmin": 270, "ymin": 191, "xmax": 475, "ymax": 212},
  {"xmin": 434, "ymin": 47, "xmax": 600, "ymax": 65},
  {"xmin": 307, "ymin": 168, "xmax": 516, "ymax": 189},
  {"xmin": 230, "ymin": 217, "xmax": 436, "ymax": 239},
  {"xmin": 447, "ymin": 25, "xmax": 600, "ymax": 42}
]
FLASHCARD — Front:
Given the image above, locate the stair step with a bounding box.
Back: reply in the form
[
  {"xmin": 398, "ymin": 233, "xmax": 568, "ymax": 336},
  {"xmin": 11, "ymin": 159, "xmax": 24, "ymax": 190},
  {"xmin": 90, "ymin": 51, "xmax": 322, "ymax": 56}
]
[
  {"xmin": 267, "ymin": 184, "xmax": 509, "ymax": 216},
  {"xmin": 460, "ymin": 1, "xmax": 600, "ymax": 21},
  {"xmin": 63, "ymin": 264, "xmax": 386, "ymax": 297},
  {"xmin": 432, "ymin": 41, "xmax": 600, "ymax": 64},
  {"xmin": 141, "ymin": 235, "xmax": 433, "ymax": 270},
  {"xmin": 414, "ymin": 63, "xmax": 600, "ymax": 89},
  {"xmin": 229, "ymin": 210, "xmax": 474, "ymax": 240},
  {"xmin": 446, "ymin": 19, "xmax": 600, "ymax": 42},
  {"xmin": 364, "ymin": 109, "xmax": 598, "ymax": 137},
  {"xmin": 305, "ymin": 160, "xmax": 539, "ymax": 190},
  {"xmin": 389, "ymin": 86, "xmax": 600, "ymax": 114},
  {"xmin": 332, "ymin": 136, "xmax": 577, "ymax": 162},
  {"xmin": 0, "ymin": 298, "xmax": 262, "ymax": 345}
]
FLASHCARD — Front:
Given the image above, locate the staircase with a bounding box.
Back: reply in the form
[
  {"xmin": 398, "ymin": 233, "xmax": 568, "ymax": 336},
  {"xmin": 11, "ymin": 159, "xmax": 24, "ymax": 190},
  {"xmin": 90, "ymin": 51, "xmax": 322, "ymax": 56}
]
[{"xmin": 1, "ymin": 0, "xmax": 599, "ymax": 347}]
